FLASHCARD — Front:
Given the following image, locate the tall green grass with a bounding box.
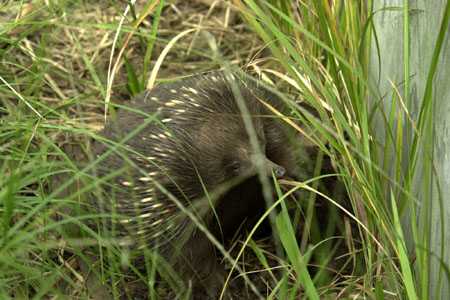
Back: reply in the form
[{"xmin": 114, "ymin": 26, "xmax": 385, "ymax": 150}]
[{"xmin": 233, "ymin": 0, "xmax": 450, "ymax": 299}]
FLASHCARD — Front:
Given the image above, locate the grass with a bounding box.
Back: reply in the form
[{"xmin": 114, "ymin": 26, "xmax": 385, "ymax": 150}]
[{"xmin": 1, "ymin": 0, "xmax": 449, "ymax": 299}]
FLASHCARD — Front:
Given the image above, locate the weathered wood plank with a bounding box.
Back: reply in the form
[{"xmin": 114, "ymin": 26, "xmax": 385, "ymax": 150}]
[{"xmin": 370, "ymin": 1, "xmax": 449, "ymax": 298}]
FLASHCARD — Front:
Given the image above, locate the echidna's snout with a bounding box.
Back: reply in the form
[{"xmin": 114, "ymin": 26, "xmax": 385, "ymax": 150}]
[
  {"xmin": 248, "ymin": 153, "xmax": 286, "ymax": 178},
  {"xmin": 264, "ymin": 157, "xmax": 286, "ymax": 178}
]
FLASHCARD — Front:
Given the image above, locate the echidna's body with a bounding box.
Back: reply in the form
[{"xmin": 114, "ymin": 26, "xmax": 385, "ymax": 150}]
[{"xmin": 92, "ymin": 71, "xmax": 297, "ymax": 298}]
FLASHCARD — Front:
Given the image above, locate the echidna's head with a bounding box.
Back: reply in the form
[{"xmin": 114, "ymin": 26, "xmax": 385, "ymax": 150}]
[{"xmin": 185, "ymin": 113, "xmax": 286, "ymax": 191}]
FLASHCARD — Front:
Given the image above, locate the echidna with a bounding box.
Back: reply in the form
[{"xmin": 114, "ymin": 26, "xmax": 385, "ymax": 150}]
[{"xmin": 92, "ymin": 71, "xmax": 298, "ymax": 298}]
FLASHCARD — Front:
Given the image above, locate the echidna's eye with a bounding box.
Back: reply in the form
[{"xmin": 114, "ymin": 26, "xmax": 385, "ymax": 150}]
[{"xmin": 230, "ymin": 161, "xmax": 241, "ymax": 174}]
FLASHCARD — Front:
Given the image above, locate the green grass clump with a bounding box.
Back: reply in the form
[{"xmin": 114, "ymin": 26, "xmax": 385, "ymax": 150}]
[{"xmin": 233, "ymin": 0, "xmax": 450, "ymax": 299}]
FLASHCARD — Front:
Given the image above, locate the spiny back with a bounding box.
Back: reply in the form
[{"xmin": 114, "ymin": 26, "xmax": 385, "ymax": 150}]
[{"xmin": 92, "ymin": 71, "xmax": 289, "ymax": 249}]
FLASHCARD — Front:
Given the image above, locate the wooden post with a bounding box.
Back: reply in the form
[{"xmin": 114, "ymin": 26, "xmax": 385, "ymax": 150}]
[{"xmin": 370, "ymin": 0, "xmax": 449, "ymax": 298}]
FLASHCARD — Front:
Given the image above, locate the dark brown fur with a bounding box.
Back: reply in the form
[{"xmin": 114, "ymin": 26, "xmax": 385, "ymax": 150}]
[{"xmin": 91, "ymin": 71, "xmax": 298, "ymax": 298}]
